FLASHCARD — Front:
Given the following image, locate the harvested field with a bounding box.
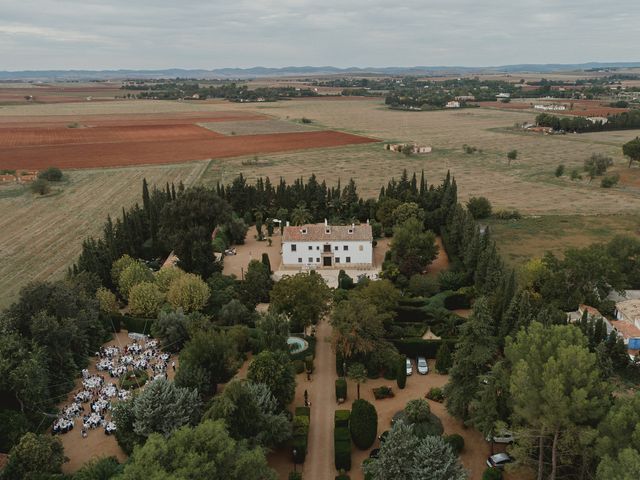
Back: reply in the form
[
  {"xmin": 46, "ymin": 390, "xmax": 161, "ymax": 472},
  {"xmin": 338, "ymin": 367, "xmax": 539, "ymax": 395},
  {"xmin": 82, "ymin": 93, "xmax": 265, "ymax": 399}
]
[
  {"xmin": 0, "ymin": 130, "xmax": 377, "ymax": 170},
  {"xmin": 0, "ymin": 83, "xmax": 124, "ymax": 105},
  {"xmin": 0, "ymin": 162, "xmax": 208, "ymax": 308},
  {"xmin": 477, "ymin": 99, "xmax": 629, "ymax": 117},
  {"xmin": 199, "ymin": 118, "xmax": 317, "ymax": 135}
]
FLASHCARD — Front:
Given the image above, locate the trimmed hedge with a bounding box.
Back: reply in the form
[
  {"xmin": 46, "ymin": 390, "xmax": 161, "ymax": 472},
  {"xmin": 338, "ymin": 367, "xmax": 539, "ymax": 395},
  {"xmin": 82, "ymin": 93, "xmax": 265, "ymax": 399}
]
[
  {"xmin": 335, "ymin": 378, "xmax": 347, "ymax": 402},
  {"xmin": 334, "ymin": 426, "xmax": 350, "ymax": 442},
  {"xmin": 294, "ymin": 360, "xmax": 305, "ymax": 374},
  {"xmin": 335, "ymin": 410, "xmax": 350, "ymax": 428},
  {"xmin": 350, "ymin": 400, "xmax": 377, "ymax": 450},
  {"xmin": 291, "ymin": 435, "xmax": 307, "ymax": 463},
  {"xmin": 334, "ymin": 439, "xmax": 351, "ymax": 471},
  {"xmin": 392, "ymin": 338, "xmax": 457, "ymax": 358},
  {"xmin": 295, "ymin": 406, "xmax": 311, "ymax": 419},
  {"xmin": 443, "ymin": 292, "xmax": 471, "ymax": 310},
  {"xmin": 335, "ymin": 476, "xmax": 350, "ymax": 480},
  {"xmin": 120, "ymin": 314, "xmax": 154, "ymax": 334}
]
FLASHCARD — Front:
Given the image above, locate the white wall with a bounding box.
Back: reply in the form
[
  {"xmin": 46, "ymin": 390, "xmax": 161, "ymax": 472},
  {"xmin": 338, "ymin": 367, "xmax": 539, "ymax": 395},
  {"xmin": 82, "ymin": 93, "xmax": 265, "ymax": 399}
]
[{"xmin": 282, "ymin": 240, "xmax": 373, "ymax": 267}]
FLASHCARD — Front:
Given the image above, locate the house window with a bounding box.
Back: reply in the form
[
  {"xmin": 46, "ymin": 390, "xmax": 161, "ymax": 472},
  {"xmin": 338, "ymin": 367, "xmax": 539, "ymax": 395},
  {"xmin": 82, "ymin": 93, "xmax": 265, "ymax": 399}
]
[
  {"xmin": 343, "ymin": 245, "xmax": 348, "ymax": 251},
  {"xmin": 308, "ymin": 246, "xmax": 313, "ymax": 250},
  {"xmin": 291, "ymin": 244, "xmax": 297, "ymax": 252},
  {"xmin": 301, "ymin": 228, "xmax": 307, "ymax": 234},
  {"xmin": 335, "ymin": 257, "xmax": 340, "ymax": 263},
  {"xmin": 346, "ymin": 257, "xmax": 351, "ymax": 263},
  {"xmin": 358, "ymin": 245, "xmax": 363, "ymax": 251},
  {"xmin": 316, "ymin": 246, "xmax": 320, "ymax": 250},
  {"xmin": 298, "ymin": 258, "xmax": 302, "ymax": 263},
  {"xmin": 334, "ymin": 246, "xmax": 339, "ymax": 251},
  {"xmin": 316, "ymin": 258, "xmax": 320, "ymax": 262},
  {"xmin": 308, "ymin": 257, "xmax": 313, "ymax": 263}
]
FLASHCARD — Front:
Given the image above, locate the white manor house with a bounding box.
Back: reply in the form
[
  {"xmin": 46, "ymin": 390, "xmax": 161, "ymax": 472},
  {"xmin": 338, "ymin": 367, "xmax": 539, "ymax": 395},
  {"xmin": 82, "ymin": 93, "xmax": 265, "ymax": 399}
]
[{"xmin": 281, "ymin": 221, "xmax": 373, "ymax": 269}]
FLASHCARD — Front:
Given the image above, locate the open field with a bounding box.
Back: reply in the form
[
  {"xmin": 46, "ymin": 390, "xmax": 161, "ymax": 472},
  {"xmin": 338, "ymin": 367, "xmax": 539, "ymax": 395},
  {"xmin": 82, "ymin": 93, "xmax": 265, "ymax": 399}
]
[
  {"xmin": 0, "ymin": 104, "xmax": 376, "ymax": 170},
  {"xmin": 196, "ymin": 97, "xmax": 640, "ymax": 214},
  {"xmin": 0, "ymin": 82, "xmax": 124, "ymax": 105},
  {"xmin": 477, "ymin": 98, "xmax": 630, "ymax": 117},
  {"xmin": 0, "ymin": 162, "xmax": 208, "ymax": 308},
  {"xmin": 486, "ymin": 214, "xmax": 640, "ymax": 268}
]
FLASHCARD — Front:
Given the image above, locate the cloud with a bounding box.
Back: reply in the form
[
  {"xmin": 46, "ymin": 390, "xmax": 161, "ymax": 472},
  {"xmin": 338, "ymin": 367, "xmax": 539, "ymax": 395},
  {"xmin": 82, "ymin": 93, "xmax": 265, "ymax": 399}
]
[{"xmin": 1, "ymin": 0, "xmax": 639, "ymax": 69}]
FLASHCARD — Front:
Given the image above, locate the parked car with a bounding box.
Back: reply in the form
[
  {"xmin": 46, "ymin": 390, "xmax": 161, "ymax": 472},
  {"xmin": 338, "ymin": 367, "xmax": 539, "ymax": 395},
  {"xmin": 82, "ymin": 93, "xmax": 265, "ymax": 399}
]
[
  {"xmin": 416, "ymin": 356, "xmax": 429, "ymax": 375},
  {"xmin": 486, "ymin": 453, "xmax": 513, "ymax": 469},
  {"xmin": 487, "ymin": 430, "xmax": 516, "ymax": 444},
  {"xmin": 378, "ymin": 431, "xmax": 389, "ymax": 443},
  {"xmin": 406, "ymin": 358, "xmax": 413, "ymax": 376},
  {"xmin": 369, "ymin": 448, "xmax": 381, "ymax": 459}
]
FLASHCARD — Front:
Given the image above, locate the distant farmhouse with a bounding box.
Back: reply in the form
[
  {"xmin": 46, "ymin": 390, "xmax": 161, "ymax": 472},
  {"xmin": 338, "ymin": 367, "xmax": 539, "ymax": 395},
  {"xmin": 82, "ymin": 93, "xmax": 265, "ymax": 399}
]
[
  {"xmin": 534, "ymin": 104, "xmax": 567, "ymax": 111},
  {"xmin": 445, "ymin": 101, "xmax": 461, "ymax": 108},
  {"xmin": 281, "ymin": 221, "xmax": 373, "ymax": 269},
  {"xmin": 385, "ymin": 143, "xmax": 432, "ymax": 154}
]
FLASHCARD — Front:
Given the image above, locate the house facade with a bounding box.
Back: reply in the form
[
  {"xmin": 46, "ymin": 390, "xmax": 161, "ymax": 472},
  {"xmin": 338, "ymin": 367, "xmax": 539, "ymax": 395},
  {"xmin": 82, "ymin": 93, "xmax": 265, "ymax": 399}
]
[{"xmin": 281, "ymin": 222, "xmax": 373, "ymax": 269}]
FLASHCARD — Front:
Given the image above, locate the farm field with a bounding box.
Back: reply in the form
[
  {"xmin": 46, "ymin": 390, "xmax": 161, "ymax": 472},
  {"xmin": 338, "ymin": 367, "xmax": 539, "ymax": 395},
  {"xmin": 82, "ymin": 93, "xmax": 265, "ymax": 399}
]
[
  {"xmin": 0, "ymin": 105, "xmax": 376, "ymax": 170},
  {"xmin": 0, "ymin": 161, "xmax": 208, "ymax": 309},
  {"xmin": 477, "ymin": 98, "xmax": 630, "ymax": 117},
  {"xmin": 487, "ymin": 214, "xmax": 640, "ymax": 269},
  {"xmin": 0, "ymin": 82, "xmax": 124, "ymax": 105}
]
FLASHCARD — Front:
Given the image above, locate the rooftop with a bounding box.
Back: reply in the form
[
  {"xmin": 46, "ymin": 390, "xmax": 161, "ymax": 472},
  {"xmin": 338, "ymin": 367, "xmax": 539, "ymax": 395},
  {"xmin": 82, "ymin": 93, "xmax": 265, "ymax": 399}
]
[
  {"xmin": 610, "ymin": 319, "xmax": 640, "ymax": 340},
  {"xmin": 616, "ymin": 299, "xmax": 640, "ymax": 321},
  {"xmin": 283, "ymin": 223, "xmax": 372, "ymax": 242}
]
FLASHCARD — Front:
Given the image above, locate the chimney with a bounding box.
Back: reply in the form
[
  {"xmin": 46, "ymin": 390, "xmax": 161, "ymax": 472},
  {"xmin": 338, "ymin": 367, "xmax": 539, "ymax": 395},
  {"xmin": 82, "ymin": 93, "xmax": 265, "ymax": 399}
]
[
  {"xmin": 324, "ymin": 218, "xmax": 328, "ymax": 226},
  {"xmin": 286, "ymin": 221, "xmax": 290, "ymax": 227}
]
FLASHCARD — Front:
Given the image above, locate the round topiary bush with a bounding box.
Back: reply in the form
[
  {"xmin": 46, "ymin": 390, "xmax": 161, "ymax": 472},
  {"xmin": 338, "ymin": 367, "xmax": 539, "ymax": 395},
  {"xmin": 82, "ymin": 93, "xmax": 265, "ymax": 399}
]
[
  {"xmin": 349, "ymin": 399, "xmax": 378, "ymax": 450},
  {"xmin": 444, "ymin": 433, "xmax": 465, "ymax": 454},
  {"xmin": 482, "ymin": 467, "xmax": 503, "ymax": 480}
]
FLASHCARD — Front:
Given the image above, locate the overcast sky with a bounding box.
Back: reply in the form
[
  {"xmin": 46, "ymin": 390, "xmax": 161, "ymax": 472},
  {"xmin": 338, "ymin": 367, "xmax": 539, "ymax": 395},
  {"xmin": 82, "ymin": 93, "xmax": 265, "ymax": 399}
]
[{"xmin": 1, "ymin": 0, "xmax": 638, "ymax": 70}]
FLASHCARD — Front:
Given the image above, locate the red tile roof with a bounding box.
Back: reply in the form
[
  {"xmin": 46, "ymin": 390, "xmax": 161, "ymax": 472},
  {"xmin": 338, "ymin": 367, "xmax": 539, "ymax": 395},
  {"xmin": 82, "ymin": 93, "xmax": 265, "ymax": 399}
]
[
  {"xmin": 611, "ymin": 319, "xmax": 640, "ymax": 340},
  {"xmin": 283, "ymin": 223, "xmax": 372, "ymax": 242}
]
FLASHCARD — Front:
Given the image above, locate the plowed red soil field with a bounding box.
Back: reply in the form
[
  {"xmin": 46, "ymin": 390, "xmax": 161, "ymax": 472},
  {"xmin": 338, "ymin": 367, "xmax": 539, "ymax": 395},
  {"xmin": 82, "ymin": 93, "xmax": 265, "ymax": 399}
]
[
  {"xmin": 0, "ymin": 124, "xmax": 221, "ymax": 147},
  {"xmin": 0, "ymin": 129, "xmax": 377, "ymax": 170}
]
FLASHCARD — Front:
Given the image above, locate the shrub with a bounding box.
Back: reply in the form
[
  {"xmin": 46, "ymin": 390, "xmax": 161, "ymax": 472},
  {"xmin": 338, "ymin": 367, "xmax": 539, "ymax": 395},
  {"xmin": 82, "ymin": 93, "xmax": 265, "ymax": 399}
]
[
  {"xmin": 426, "ymin": 387, "xmax": 445, "ymax": 402},
  {"xmin": 584, "ymin": 153, "xmax": 612, "ymax": 177},
  {"xmin": 350, "ymin": 400, "xmax": 378, "ymax": 450},
  {"xmin": 335, "ymin": 476, "xmax": 350, "ymax": 480},
  {"xmin": 334, "ymin": 410, "xmax": 350, "ymax": 428},
  {"xmin": 293, "ymin": 360, "xmax": 305, "ymax": 374},
  {"xmin": 482, "ymin": 467, "xmax": 503, "ymax": 480},
  {"xmin": 438, "ymin": 271, "xmax": 468, "ymax": 291},
  {"xmin": 396, "ymin": 356, "xmax": 407, "ymax": 389},
  {"xmin": 493, "ymin": 209, "xmax": 522, "ymax": 220},
  {"xmin": 119, "ymin": 369, "xmax": 149, "ymax": 390},
  {"xmin": 304, "ymin": 355, "xmax": 314, "ymax": 373},
  {"xmin": 301, "ymin": 117, "xmax": 312, "ymax": 124},
  {"xmin": 335, "ymin": 378, "xmax": 347, "ymax": 402},
  {"xmin": 30, "ymin": 178, "xmax": 51, "ymax": 195},
  {"xmin": 435, "ymin": 342, "xmax": 453, "ymax": 373},
  {"xmin": 289, "ymin": 472, "xmax": 303, "ymax": 480},
  {"xmin": 555, "ymin": 164, "xmax": 565, "ymax": 177},
  {"xmin": 601, "ymin": 174, "xmax": 619, "ymax": 188},
  {"xmin": 293, "ymin": 415, "xmax": 310, "ymax": 437},
  {"xmin": 334, "ymin": 426, "xmax": 350, "ymax": 442},
  {"xmin": 372, "ymin": 386, "xmax": 394, "ymax": 400},
  {"xmin": 570, "ymin": 169, "xmax": 582, "ymax": 180},
  {"xmin": 405, "ymin": 399, "xmax": 431, "ymax": 423},
  {"xmin": 38, "ymin": 167, "xmax": 63, "ymax": 181},
  {"xmin": 295, "ymin": 406, "xmax": 310, "ymax": 419},
  {"xmin": 444, "ymin": 434, "xmax": 465, "ymax": 454},
  {"xmin": 291, "ymin": 436, "xmax": 307, "ymax": 463},
  {"xmin": 408, "ymin": 274, "xmax": 440, "ymax": 297},
  {"xmin": 334, "ymin": 439, "xmax": 351, "ymax": 471},
  {"xmin": 392, "ymin": 338, "xmax": 457, "ymax": 358},
  {"xmin": 466, "ymin": 196, "xmax": 492, "ymax": 219}
]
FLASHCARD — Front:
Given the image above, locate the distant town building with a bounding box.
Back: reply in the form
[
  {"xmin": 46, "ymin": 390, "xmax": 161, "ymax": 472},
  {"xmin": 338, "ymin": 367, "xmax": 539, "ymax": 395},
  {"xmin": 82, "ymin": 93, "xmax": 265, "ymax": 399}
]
[
  {"xmin": 533, "ymin": 104, "xmax": 567, "ymax": 111},
  {"xmin": 281, "ymin": 221, "xmax": 373, "ymax": 269},
  {"xmin": 445, "ymin": 101, "xmax": 461, "ymax": 108},
  {"xmin": 385, "ymin": 143, "xmax": 432, "ymax": 154}
]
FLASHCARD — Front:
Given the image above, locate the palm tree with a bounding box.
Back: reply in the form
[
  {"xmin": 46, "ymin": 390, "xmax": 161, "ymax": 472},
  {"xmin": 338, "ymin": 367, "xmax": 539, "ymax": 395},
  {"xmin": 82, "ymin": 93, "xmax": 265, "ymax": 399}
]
[
  {"xmin": 291, "ymin": 203, "xmax": 312, "ymax": 226},
  {"xmin": 347, "ymin": 363, "xmax": 367, "ymax": 400}
]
